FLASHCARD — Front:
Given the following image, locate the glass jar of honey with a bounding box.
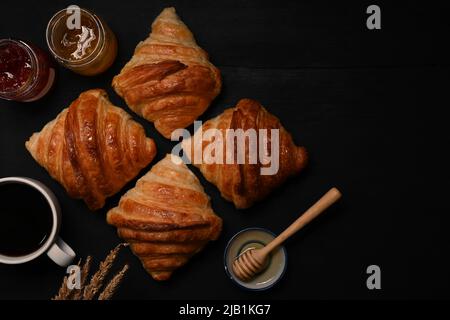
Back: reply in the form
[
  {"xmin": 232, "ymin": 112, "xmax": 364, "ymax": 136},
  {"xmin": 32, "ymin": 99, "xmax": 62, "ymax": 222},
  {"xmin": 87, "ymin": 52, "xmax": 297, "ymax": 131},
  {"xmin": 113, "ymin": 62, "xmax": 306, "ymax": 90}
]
[
  {"xmin": 0, "ymin": 39, "xmax": 56, "ymax": 102},
  {"xmin": 46, "ymin": 7, "xmax": 117, "ymax": 76}
]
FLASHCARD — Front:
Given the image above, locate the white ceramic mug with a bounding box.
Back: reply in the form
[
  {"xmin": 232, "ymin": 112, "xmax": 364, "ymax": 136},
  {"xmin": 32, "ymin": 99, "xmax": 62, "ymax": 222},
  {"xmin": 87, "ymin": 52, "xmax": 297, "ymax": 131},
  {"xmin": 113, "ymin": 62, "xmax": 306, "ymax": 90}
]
[{"xmin": 0, "ymin": 177, "xmax": 75, "ymax": 266}]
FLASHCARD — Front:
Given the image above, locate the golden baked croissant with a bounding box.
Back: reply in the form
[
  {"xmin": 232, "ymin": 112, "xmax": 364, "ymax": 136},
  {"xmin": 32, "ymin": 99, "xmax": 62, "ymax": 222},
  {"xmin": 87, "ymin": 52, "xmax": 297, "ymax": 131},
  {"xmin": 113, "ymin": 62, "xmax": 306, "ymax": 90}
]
[
  {"xmin": 112, "ymin": 7, "xmax": 221, "ymax": 139},
  {"xmin": 107, "ymin": 154, "xmax": 222, "ymax": 281},
  {"xmin": 182, "ymin": 99, "xmax": 308, "ymax": 209},
  {"xmin": 25, "ymin": 89, "xmax": 157, "ymax": 210}
]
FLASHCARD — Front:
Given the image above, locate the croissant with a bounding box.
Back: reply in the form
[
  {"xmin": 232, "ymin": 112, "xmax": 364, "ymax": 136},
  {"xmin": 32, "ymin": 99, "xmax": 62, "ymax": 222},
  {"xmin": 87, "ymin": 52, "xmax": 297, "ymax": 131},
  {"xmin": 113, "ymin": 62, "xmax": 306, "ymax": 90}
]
[
  {"xmin": 182, "ymin": 99, "xmax": 308, "ymax": 209},
  {"xmin": 112, "ymin": 7, "xmax": 221, "ymax": 139},
  {"xmin": 25, "ymin": 89, "xmax": 157, "ymax": 210},
  {"xmin": 107, "ymin": 154, "xmax": 222, "ymax": 281}
]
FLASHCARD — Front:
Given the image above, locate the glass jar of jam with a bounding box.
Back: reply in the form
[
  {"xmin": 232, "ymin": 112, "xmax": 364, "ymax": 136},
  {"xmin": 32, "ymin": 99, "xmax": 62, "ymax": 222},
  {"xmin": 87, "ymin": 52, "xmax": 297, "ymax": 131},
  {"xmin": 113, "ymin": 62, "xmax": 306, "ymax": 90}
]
[
  {"xmin": 0, "ymin": 39, "xmax": 56, "ymax": 102},
  {"xmin": 46, "ymin": 7, "xmax": 117, "ymax": 76}
]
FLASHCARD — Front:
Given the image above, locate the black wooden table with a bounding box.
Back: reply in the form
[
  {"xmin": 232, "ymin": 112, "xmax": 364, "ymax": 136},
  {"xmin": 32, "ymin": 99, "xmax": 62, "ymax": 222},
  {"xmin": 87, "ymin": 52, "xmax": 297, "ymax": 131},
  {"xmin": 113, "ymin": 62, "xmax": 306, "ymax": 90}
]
[{"xmin": 0, "ymin": 0, "xmax": 449, "ymax": 299}]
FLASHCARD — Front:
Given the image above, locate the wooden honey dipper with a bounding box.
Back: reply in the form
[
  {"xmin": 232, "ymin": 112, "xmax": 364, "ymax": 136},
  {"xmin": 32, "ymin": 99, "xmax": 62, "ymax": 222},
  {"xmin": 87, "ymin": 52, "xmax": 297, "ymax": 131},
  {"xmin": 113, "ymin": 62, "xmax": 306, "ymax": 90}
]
[{"xmin": 232, "ymin": 187, "xmax": 342, "ymax": 282}]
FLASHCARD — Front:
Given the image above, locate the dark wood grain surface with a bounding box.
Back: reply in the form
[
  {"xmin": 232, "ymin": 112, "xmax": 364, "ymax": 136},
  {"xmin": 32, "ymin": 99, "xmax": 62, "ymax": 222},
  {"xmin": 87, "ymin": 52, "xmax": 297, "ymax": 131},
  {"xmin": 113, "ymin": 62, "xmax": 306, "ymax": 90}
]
[{"xmin": 0, "ymin": 0, "xmax": 449, "ymax": 299}]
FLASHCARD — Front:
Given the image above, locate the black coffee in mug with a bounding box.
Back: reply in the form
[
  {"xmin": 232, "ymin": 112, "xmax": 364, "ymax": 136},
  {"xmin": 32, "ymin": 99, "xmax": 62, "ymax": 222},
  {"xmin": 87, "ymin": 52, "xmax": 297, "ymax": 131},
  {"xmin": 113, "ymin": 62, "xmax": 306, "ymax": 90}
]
[{"xmin": 0, "ymin": 183, "xmax": 53, "ymax": 256}]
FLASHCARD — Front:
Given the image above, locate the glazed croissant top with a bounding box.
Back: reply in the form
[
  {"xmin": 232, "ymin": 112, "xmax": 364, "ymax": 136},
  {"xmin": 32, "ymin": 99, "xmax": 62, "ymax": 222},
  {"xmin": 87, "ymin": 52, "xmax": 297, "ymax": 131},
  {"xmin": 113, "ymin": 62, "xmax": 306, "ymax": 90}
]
[
  {"xmin": 107, "ymin": 154, "xmax": 222, "ymax": 281},
  {"xmin": 112, "ymin": 7, "xmax": 221, "ymax": 139},
  {"xmin": 25, "ymin": 89, "xmax": 157, "ymax": 210},
  {"xmin": 182, "ymin": 99, "xmax": 308, "ymax": 209}
]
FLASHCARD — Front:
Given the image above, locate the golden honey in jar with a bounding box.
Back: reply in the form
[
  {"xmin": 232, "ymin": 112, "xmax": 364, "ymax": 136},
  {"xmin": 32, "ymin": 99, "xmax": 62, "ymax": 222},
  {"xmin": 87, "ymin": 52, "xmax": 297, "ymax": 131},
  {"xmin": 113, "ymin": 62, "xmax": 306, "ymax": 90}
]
[{"xmin": 46, "ymin": 7, "xmax": 117, "ymax": 76}]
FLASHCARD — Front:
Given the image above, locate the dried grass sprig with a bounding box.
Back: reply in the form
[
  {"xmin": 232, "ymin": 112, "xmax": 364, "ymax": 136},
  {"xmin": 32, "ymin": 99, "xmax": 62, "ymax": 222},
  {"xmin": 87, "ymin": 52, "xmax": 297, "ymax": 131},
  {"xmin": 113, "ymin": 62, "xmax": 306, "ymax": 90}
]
[
  {"xmin": 52, "ymin": 243, "xmax": 129, "ymax": 300},
  {"xmin": 82, "ymin": 244, "xmax": 124, "ymax": 300},
  {"xmin": 98, "ymin": 264, "xmax": 129, "ymax": 300},
  {"xmin": 53, "ymin": 275, "xmax": 70, "ymax": 300},
  {"xmin": 71, "ymin": 256, "xmax": 92, "ymax": 300}
]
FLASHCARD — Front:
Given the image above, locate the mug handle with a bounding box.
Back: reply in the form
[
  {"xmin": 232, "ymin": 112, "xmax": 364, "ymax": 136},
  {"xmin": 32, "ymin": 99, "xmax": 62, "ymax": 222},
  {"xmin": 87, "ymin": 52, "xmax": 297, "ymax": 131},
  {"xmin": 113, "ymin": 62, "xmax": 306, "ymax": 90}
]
[{"xmin": 47, "ymin": 237, "xmax": 76, "ymax": 267}]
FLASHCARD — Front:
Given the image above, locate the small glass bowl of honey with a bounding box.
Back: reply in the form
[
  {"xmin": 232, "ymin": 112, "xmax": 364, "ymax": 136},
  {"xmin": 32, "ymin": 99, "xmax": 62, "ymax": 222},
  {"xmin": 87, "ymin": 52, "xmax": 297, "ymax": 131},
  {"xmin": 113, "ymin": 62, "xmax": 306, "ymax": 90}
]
[
  {"xmin": 46, "ymin": 7, "xmax": 117, "ymax": 76},
  {"xmin": 224, "ymin": 227, "xmax": 287, "ymax": 291}
]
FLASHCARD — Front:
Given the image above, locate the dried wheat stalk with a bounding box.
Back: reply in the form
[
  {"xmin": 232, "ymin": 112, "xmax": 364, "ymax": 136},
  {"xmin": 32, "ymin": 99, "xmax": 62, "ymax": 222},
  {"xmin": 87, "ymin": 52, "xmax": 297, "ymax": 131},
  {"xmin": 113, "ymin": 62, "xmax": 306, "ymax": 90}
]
[
  {"xmin": 82, "ymin": 243, "xmax": 126, "ymax": 300},
  {"xmin": 52, "ymin": 243, "xmax": 128, "ymax": 300},
  {"xmin": 98, "ymin": 264, "xmax": 129, "ymax": 300},
  {"xmin": 53, "ymin": 276, "xmax": 70, "ymax": 300},
  {"xmin": 53, "ymin": 258, "xmax": 82, "ymax": 300},
  {"xmin": 71, "ymin": 256, "xmax": 92, "ymax": 300}
]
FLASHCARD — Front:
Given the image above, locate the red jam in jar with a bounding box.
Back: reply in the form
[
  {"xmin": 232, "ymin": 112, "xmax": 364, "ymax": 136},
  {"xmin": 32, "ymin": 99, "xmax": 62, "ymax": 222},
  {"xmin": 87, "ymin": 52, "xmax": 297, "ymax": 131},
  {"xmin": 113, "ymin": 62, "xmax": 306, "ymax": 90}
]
[{"xmin": 0, "ymin": 39, "xmax": 56, "ymax": 102}]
